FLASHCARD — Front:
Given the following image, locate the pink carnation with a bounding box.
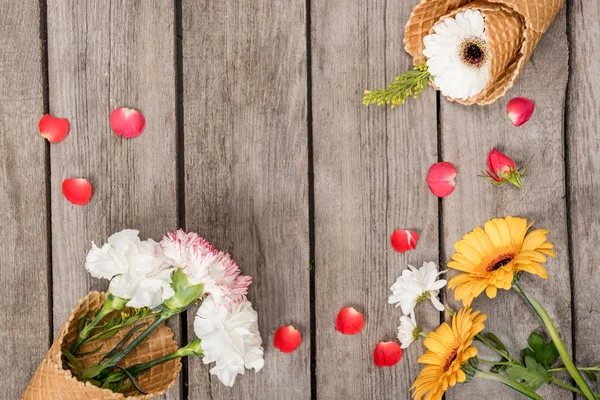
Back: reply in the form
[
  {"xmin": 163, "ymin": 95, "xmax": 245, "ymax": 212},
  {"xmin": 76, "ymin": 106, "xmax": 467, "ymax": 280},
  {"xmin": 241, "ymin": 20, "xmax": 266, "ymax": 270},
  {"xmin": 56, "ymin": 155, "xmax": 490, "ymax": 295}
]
[{"xmin": 159, "ymin": 229, "xmax": 252, "ymax": 306}]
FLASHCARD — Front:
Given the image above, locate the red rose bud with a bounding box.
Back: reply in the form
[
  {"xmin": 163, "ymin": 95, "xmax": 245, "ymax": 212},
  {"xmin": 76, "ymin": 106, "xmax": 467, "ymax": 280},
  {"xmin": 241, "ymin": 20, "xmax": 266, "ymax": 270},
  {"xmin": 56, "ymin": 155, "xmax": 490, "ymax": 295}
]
[
  {"xmin": 507, "ymin": 97, "xmax": 534, "ymax": 127},
  {"xmin": 110, "ymin": 107, "xmax": 146, "ymax": 138},
  {"xmin": 373, "ymin": 341, "xmax": 402, "ymax": 367},
  {"xmin": 485, "ymin": 149, "xmax": 525, "ymax": 188},
  {"xmin": 390, "ymin": 229, "xmax": 419, "ymax": 253},
  {"xmin": 39, "ymin": 114, "xmax": 69, "ymax": 143},
  {"xmin": 62, "ymin": 178, "xmax": 93, "ymax": 205},
  {"xmin": 426, "ymin": 162, "xmax": 457, "ymax": 198},
  {"xmin": 274, "ymin": 325, "xmax": 302, "ymax": 353},
  {"xmin": 336, "ymin": 307, "xmax": 364, "ymax": 335}
]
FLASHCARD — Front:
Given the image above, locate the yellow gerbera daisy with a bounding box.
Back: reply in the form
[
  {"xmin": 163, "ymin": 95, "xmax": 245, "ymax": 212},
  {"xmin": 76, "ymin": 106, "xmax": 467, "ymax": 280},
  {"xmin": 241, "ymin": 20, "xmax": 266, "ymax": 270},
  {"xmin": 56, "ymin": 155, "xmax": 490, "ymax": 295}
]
[
  {"xmin": 448, "ymin": 216, "xmax": 556, "ymax": 307},
  {"xmin": 411, "ymin": 308, "xmax": 486, "ymax": 400}
]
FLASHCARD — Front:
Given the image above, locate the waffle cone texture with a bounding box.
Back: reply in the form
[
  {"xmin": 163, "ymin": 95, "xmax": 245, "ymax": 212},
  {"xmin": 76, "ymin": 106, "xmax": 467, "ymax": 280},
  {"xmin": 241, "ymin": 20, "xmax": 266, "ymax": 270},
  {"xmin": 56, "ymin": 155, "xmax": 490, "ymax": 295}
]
[
  {"xmin": 404, "ymin": 0, "xmax": 564, "ymax": 105},
  {"xmin": 22, "ymin": 292, "xmax": 181, "ymax": 400}
]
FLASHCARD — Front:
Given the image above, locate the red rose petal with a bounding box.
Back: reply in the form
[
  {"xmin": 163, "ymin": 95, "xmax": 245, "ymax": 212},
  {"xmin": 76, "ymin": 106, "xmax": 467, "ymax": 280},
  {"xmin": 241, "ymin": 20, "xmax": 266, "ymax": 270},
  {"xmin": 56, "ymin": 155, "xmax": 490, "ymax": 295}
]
[
  {"xmin": 62, "ymin": 179, "xmax": 92, "ymax": 206},
  {"xmin": 390, "ymin": 229, "xmax": 419, "ymax": 253},
  {"xmin": 38, "ymin": 114, "xmax": 69, "ymax": 143},
  {"xmin": 336, "ymin": 307, "xmax": 364, "ymax": 335},
  {"xmin": 426, "ymin": 161, "xmax": 457, "ymax": 198},
  {"xmin": 507, "ymin": 97, "xmax": 534, "ymax": 127},
  {"xmin": 274, "ymin": 325, "xmax": 301, "ymax": 353},
  {"xmin": 110, "ymin": 107, "xmax": 146, "ymax": 138},
  {"xmin": 373, "ymin": 341, "xmax": 402, "ymax": 367}
]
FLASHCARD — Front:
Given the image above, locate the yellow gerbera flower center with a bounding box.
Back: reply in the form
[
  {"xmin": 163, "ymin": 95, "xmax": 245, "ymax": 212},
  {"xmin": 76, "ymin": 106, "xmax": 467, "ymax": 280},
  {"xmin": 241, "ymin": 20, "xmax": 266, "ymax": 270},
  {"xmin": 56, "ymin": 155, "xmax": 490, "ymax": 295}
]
[
  {"xmin": 442, "ymin": 340, "xmax": 461, "ymax": 372},
  {"xmin": 487, "ymin": 253, "xmax": 514, "ymax": 272}
]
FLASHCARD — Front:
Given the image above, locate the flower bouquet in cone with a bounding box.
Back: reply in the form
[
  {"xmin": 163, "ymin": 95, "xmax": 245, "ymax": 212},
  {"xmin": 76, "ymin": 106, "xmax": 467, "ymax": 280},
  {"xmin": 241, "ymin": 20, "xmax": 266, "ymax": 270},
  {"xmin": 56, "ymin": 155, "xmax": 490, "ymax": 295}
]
[
  {"xmin": 364, "ymin": 0, "xmax": 564, "ymax": 106},
  {"xmin": 388, "ymin": 217, "xmax": 600, "ymax": 400},
  {"xmin": 22, "ymin": 229, "xmax": 264, "ymax": 399}
]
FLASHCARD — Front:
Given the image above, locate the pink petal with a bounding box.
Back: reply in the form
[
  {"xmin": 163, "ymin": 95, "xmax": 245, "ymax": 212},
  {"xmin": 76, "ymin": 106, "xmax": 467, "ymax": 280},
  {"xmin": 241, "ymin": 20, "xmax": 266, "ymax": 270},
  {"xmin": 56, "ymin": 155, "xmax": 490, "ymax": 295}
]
[
  {"xmin": 373, "ymin": 341, "xmax": 402, "ymax": 367},
  {"xmin": 38, "ymin": 114, "xmax": 69, "ymax": 143},
  {"xmin": 110, "ymin": 107, "xmax": 146, "ymax": 138},
  {"xmin": 426, "ymin": 161, "xmax": 457, "ymax": 198},
  {"xmin": 62, "ymin": 178, "xmax": 92, "ymax": 206},
  {"xmin": 274, "ymin": 325, "xmax": 302, "ymax": 353},
  {"xmin": 507, "ymin": 97, "xmax": 534, "ymax": 127},
  {"xmin": 335, "ymin": 307, "xmax": 364, "ymax": 335},
  {"xmin": 390, "ymin": 229, "xmax": 419, "ymax": 253}
]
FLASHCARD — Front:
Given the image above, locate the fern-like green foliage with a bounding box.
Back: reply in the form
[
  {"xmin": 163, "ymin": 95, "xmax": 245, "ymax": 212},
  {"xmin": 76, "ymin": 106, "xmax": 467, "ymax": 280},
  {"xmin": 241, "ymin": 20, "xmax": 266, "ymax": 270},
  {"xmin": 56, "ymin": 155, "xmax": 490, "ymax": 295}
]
[{"xmin": 363, "ymin": 62, "xmax": 431, "ymax": 107}]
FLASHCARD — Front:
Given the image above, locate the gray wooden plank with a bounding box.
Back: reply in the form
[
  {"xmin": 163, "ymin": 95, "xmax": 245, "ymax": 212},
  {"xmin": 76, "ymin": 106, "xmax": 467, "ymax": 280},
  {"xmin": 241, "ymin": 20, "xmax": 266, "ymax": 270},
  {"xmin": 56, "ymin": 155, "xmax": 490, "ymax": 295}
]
[
  {"xmin": 311, "ymin": 0, "xmax": 439, "ymax": 398},
  {"xmin": 46, "ymin": 1, "xmax": 179, "ymax": 398},
  {"xmin": 442, "ymin": 8, "xmax": 571, "ymax": 399},
  {"xmin": 0, "ymin": 1, "xmax": 49, "ymax": 398},
  {"xmin": 567, "ymin": 0, "xmax": 600, "ymax": 394},
  {"xmin": 182, "ymin": 0, "xmax": 311, "ymax": 398}
]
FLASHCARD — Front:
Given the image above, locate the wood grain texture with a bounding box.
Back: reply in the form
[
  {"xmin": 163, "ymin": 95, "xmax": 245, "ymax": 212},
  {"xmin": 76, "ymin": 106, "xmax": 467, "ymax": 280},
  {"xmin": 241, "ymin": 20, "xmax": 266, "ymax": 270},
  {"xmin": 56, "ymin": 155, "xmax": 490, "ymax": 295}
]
[
  {"xmin": 46, "ymin": 1, "xmax": 179, "ymax": 398},
  {"xmin": 567, "ymin": 0, "xmax": 600, "ymax": 394},
  {"xmin": 311, "ymin": 0, "xmax": 439, "ymax": 398},
  {"xmin": 0, "ymin": 1, "xmax": 49, "ymax": 398},
  {"xmin": 442, "ymin": 8, "xmax": 571, "ymax": 399},
  {"xmin": 181, "ymin": 0, "xmax": 311, "ymax": 398}
]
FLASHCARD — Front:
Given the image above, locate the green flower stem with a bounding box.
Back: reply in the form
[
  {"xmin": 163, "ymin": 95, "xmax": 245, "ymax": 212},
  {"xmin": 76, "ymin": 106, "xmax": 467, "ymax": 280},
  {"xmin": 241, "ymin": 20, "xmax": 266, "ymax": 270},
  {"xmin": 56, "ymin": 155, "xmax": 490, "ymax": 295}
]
[
  {"xmin": 475, "ymin": 333, "xmax": 520, "ymax": 365},
  {"xmin": 475, "ymin": 370, "xmax": 543, "ymax": 400},
  {"xmin": 71, "ymin": 293, "xmax": 127, "ymax": 354},
  {"xmin": 549, "ymin": 366, "xmax": 600, "ymax": 373},
  {"xmin": 550, "ymin": 377, "xmax": 600, "ymax": 397},
  {"xmin": 104, "ymin": 339, "xmax": 203, "ymax": 383},
  {"xmin": 515, "ymin": 283, "xmax": 597, "ymax": 400},
  {"xmin": 106, "ymin": 311, "xmax": 171, "ymax": 368},
  {"xmin": 478, "ymin": 359, "xmax": 513, "ymax": 366}
]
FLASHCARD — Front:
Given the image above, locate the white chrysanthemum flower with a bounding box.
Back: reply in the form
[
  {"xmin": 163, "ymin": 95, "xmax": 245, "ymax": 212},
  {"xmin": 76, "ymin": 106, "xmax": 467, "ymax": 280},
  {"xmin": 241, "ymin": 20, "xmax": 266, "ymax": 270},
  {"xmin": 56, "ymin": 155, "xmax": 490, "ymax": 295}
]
[
  {"xmin": 194, "ymin": 296, "xmax": 264, "ymax": 387},
  {"xmin": 397, "ymin": 313, "xmax": 421, "ymax": 349},
  {"xmin": 423, "ymin": 9, "xmax": 490, "ymax": 100},
  {"xmin": 388, "ymin": 261, "xmax": 447, "ymax": 316},
  {"xmin": 85, "ymin": 229, "xmax": 175, "ymax": 308},
  {"xmin": 159, "ymin": 230, "xmax": 251, "ymax": 306}
]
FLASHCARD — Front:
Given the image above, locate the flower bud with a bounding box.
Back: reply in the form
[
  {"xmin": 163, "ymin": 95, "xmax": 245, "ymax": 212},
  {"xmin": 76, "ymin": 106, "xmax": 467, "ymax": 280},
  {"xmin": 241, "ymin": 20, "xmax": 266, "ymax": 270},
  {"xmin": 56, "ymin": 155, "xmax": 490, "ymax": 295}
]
[{"xmin": 485, "ymin": 149, "xmax": 524, "ymax": 188}]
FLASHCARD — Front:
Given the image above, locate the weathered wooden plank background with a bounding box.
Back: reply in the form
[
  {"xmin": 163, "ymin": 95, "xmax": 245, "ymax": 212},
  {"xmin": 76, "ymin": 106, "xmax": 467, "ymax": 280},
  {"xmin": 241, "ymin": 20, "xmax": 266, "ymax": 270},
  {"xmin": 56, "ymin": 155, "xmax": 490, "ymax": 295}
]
[{"xmin": 1, "ymin": 0, "xmax": 599, "ymax": 399}]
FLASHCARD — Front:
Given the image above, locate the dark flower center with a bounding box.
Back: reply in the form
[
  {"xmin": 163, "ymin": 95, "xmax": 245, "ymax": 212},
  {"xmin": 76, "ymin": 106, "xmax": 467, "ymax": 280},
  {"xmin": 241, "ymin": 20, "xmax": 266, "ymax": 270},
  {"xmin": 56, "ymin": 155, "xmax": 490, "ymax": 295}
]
[
  {"xmin": 460, "ymin": 38, "xmax": 488, "ymax": 68},
  {"xmin": 443, "ymin": 347, "xmax": 459, "ymax": 372},
  {"xmin": 489, "ymin": 256, "xmax": 513, "ymax": 271}
]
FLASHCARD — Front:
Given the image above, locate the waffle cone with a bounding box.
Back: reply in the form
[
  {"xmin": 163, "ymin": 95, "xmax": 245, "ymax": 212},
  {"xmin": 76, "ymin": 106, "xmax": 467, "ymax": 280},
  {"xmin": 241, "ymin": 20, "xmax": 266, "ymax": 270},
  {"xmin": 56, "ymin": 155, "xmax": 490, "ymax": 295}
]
[
  {"xmin": 404, "ymin": 0, "xmax": 564, "ymax": 105},
  {"xmin": 22, "ymin": 292, "xmax": 181, "ymax": 400}
]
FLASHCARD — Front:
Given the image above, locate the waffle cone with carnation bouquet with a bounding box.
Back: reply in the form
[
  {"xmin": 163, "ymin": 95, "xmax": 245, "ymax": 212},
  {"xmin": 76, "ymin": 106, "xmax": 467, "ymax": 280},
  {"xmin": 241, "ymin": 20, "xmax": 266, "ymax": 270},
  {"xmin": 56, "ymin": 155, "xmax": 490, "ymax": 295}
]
[
  {"xmin": 364, "ymin": 0, "xmax": 564, "ymax": 106},
  {"xmin": 22, "ymin": 229, "xmax": 264, "ymax": 399},
  {"xmin": 389, "ymin": 217, "xmax": 600, "ymax": 400}
]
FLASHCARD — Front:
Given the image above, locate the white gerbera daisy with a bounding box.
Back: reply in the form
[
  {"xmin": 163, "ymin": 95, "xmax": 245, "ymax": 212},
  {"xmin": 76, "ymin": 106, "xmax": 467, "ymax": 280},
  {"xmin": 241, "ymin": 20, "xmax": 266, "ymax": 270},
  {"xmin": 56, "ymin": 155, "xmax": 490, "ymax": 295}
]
[
  {"xmin": 423, "ymin": 9, "xmax": 490, "ymax": 100},
  {"xmin": 397, "ymin": 313, "xmax": 421, "ymax": 349},
  {"xmin": 388, "ymin": 261, "xmax": 447, "ymax": 316}
]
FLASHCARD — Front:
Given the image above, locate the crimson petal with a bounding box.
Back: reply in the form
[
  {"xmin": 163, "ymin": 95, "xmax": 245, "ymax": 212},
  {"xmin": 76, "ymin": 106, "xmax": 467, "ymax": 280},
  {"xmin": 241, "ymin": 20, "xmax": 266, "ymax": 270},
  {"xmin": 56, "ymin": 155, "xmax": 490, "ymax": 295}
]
[
  {"xmin": 274, "ymin": 325, "xmax": 302, "ymax": 353},
  {"xmin": 335, "ymin": 307, "xmax": 364, "ymax": 335},
  {"xmin": 507, "ymin": 97, "xmax": 535, "ymax": 127},
  {"xmin": 110, "ymin": 107, "xmax": 146, "ymax": 138},
  {"xmin": 390, "ymin": 229, "xmax": 419, "ymax": 253},
  {"xmin": 373, "ymin": 341, "xmax": 402, "ymax": 367},
  {"xmin": 39, "ymin": 114, "xmax": 69, "ymax": 143},
  {"xmin": 62, "ymin": 179, "xmax": 92, "ymax": 206},
  {"xmin": 426, "ymin": 161, "xmax": 457, "ymax": 198}
]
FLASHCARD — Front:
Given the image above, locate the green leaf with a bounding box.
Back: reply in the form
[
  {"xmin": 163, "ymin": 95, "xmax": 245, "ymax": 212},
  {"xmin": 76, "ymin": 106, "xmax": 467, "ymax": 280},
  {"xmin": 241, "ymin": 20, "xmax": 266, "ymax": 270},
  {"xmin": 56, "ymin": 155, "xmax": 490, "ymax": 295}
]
[
  {"xmin": 506, "ymin": 356, "xmax": 552, "ymax": 391},
  {"xmin": 114, "ymin": 366, "xmax": 147, "ymax": 395},
  {"xmin": 81, "ymin": 364, "xmax": 105, "ymax": 380},
  {"xmin": 162, "ymin": 268, "xmax": 204, "ymax": 312},
  {"xmin": 486, "ymin": 332, "xmax": 508, "ymax": 353},
  {"xmin": 585, "ymin": 370, "xmax": 597, "ymax": 382},
  {"xmin": 75, "ymin": 345, "xmax": 104, "ymax": 357},
  {"xmin": 461, "ymin": 357, "xmax": 479, "ymax": 384},
  {"xmin": 78, "ymin": 311, "xmax": 91, "ymax": 334},
  {"xmin": 62, "ymin": 349, "xmax": 81, "ymax": 372},
  {"xmin": 522, "ymin": 332, "xmax": 559, "ymax": 369}
]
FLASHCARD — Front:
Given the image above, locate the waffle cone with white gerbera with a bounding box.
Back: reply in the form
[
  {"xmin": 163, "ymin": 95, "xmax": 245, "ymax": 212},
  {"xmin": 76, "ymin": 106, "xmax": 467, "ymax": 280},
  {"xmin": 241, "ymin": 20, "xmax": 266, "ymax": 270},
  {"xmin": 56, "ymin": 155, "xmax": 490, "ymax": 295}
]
[
  {"xmin": 364, "ymin": 0, "xmax": 564, "ymax": 107},
  {"xmin": 21, "ymin": 292, "xmax": 180, "ymax": 400}
]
